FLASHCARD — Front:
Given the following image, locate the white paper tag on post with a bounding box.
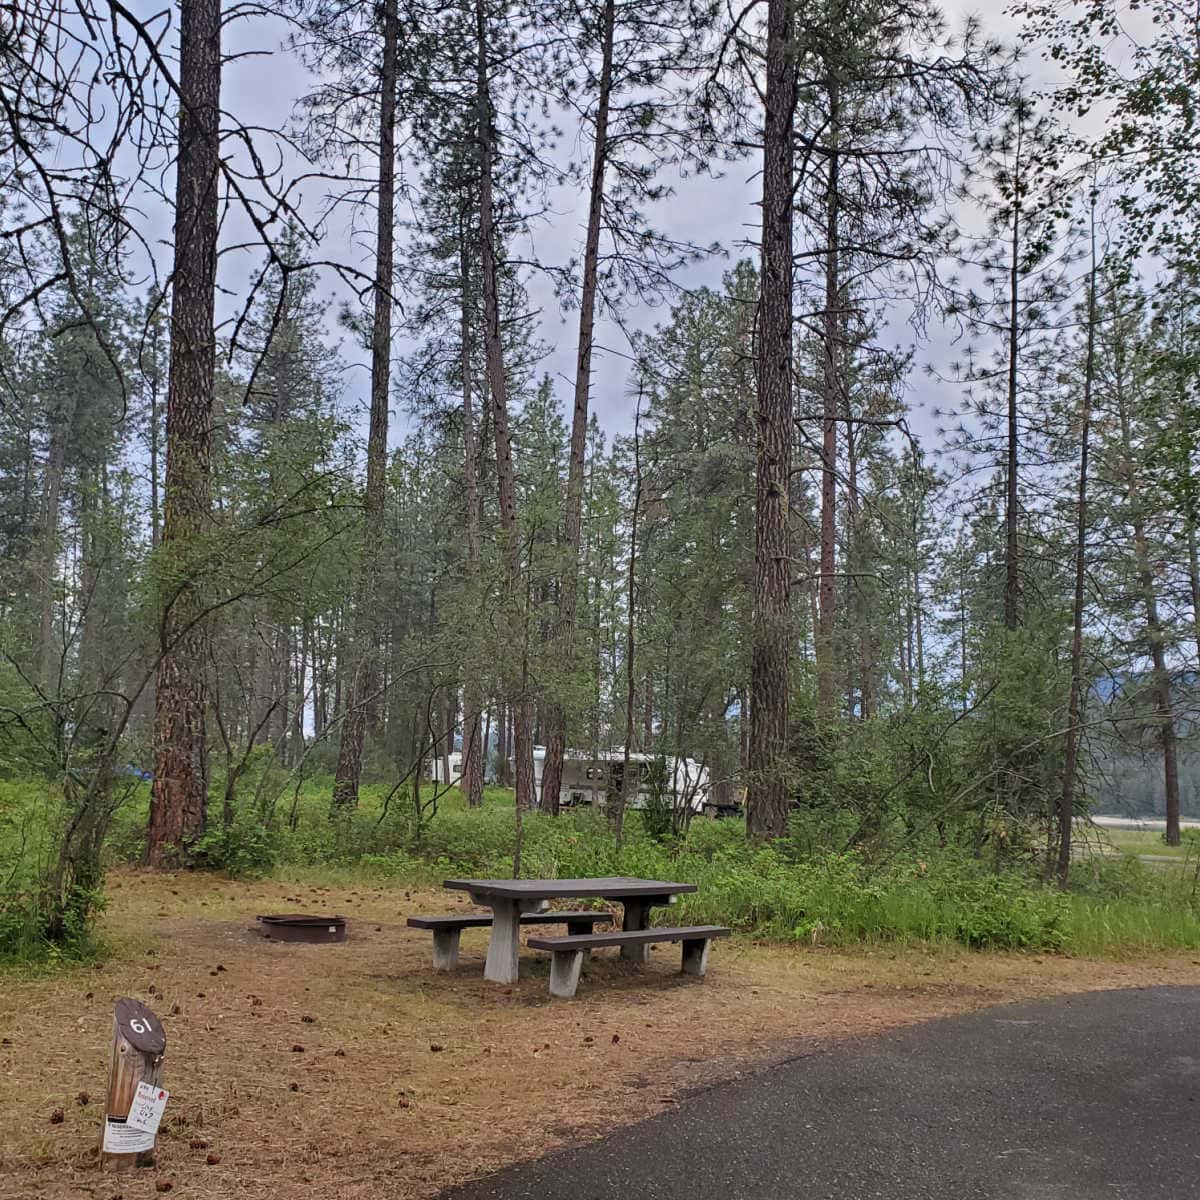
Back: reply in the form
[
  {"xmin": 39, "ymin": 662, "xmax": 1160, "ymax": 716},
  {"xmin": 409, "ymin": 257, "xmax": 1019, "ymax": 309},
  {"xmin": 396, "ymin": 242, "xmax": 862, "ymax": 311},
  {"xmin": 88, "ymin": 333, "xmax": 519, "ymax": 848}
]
[
  {"xmin": 126, "ymin": 1081, "xmax": 169, "ymax": 1136},
  {"xmin": 102, "ymin": 1118, "xmax": 156, "ymax": 1154}
]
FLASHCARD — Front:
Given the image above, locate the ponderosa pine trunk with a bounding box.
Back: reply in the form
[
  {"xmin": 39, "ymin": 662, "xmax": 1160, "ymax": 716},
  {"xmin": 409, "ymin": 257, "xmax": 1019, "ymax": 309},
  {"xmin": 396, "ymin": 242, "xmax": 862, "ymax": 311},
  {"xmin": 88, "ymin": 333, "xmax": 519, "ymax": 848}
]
[
  {"xmin": 1185, "ymin": 515, "xmax": 1200, "ymax": 670},
  {"xmin": 541, "ymin": 0, "xmax": 616, "ymax": 815},
  {"xmin": 816, "ymin": 81, "xmax": 840, "ymax": 714},
  {"xmin": 614, "ymin": 399, "xmax": 642, "ymax": 845},
  {"xmin": 1058, "ymin": 216, "xmax": 1098, "ymax": 885},
  {"xmin": 747, "ymin": 0, "xmax": 795, "ymax": 839},
  {"xmin": 475, "ymin": 0, "xmax": 535, "ymax": 809},
  {"xmin": 458, "ymin": 229, "xmax": 485, "ymax": 808},
  {"xmin": 1135, "ymin": 537, "xmax": 1181, "ymax": 847},
  {"xmin": 292, "ymin": 621, "xmax": 307, "ymax": 761},
  {"xmin": 495, "ymin": 701, "xmax": 508, "ymax": 786},
  {"xmin": 910, "ymin": 447, "xmax": 925, "ymax": 688},
  {"xmin": 330, "ymin": 0, "xmax": 397, "ymax": 812},
  {"xmin": 846, "ymin": 394, "xmax": 873, "ymax": 718},
  {"xmin": 35, "ymin": 409, "xmax": 71, "ymax": 686},
  {"xmin": 1171, "ymin": 336, "xmax": 1200, "ymax": 668},
  {"xmin": 147, "ymin": 0, "xmax": 221, "ymax": 866},
  {"xmin": 1114, "ymin": 346, "xmax": 1182, "ymax": 847},
  {"xmin": 148, "ymin": 330, "xmax": 162, "ymax": 549},
  {"xmin": 1003, "ymin": 122, "xmax": 1023, "ymax": 632}
]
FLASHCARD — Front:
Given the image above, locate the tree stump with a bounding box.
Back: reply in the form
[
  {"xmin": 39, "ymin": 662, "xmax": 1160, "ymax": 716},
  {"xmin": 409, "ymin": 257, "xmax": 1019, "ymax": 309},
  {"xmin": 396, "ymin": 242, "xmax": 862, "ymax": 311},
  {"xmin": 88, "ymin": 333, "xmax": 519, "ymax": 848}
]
[{"xmin": 100, "ymin": 998, "xmax": 166, "ymax": 1170}]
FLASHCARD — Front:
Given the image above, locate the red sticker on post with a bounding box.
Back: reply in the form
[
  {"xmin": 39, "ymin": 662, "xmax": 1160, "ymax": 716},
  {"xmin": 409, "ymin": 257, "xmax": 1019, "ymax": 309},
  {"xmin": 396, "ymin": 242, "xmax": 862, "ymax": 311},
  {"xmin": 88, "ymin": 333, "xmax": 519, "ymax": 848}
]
[{"xmin": 126, "ymin": 1081, "xmax": 169, "ymax": 1136}]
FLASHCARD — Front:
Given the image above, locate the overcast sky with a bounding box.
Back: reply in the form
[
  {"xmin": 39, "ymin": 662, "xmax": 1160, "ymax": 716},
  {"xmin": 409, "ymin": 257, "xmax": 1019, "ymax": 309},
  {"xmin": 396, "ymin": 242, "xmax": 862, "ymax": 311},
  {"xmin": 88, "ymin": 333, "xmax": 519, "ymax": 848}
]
[{"xmin": 205, "ymin": 1, "xmax": 1062, "ymax": 453}]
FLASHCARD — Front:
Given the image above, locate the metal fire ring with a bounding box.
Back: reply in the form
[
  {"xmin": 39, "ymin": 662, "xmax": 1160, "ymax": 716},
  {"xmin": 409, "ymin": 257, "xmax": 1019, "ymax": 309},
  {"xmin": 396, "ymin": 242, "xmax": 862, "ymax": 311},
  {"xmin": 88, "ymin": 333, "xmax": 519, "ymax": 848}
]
[{"xmin": 256, "ymin": 914, "xmax": 348, "ymax": 943}]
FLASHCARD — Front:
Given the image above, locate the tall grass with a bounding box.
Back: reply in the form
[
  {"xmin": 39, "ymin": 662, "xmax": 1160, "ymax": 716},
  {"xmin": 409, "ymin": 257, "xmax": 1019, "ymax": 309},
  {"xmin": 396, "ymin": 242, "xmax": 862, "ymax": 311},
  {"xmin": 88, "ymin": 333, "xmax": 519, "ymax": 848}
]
[
  {"xmin": 1060, "ymin": 897, "xmax": 1200, "ymax": 956},
  {"xmin": 9, "ymin": 769, "xmax": 1200, "ymax": 959},
  {"xmin": 344, "ymin": 796, "xmax": 1200, "ymax": 955}
]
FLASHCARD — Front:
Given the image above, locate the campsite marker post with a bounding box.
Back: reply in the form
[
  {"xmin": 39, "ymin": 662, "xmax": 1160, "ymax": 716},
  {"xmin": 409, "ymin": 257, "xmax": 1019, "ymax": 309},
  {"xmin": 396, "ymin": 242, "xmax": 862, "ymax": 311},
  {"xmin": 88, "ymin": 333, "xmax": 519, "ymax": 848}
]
[{"xmin": 99, "ymin": 998, "xmax": 167, "ymax": 1169}]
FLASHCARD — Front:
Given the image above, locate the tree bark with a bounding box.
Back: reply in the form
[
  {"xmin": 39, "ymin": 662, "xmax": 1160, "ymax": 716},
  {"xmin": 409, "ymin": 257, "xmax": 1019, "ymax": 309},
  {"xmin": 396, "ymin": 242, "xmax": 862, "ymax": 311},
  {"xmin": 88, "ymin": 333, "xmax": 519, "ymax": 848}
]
[
  {"xmin": 495, "ymin": 700, "xmax": 508, "ymax": 787},
  {"xmin": 541, "ymin": 0, "xmax": 616, "ymax": 814},
  {"xmin": 816, "ymin": 80, "xmax": 840, "ymax": 713},
  {"xmin": 747, "ymin": 0, "xmax": 795, "ymax": 839},
  {"xmin": 614, "ymin": 398, "xmax": 642, "ymax": 845},
  {"xmin": 1114, "ymin": 342, "xmax": 1181, "ymax": 846},
  {"xmin": 1186, "ymin": 515, "xmax": 1200, "ymax": 671},
  {"xmin": 35, "ymin": 409, "xmax": 71, "ymax": 687},
  {"xmin": 481, "ymin": 707, "xmax": 492, "ymax": 783},
  {"xmin": 458, "ymin": 224, "xmax": 485, "ymax": 807},
  {"xmin": 475, "ymin": 0, "xmax": 535, "ymax": 809},
  {"xmin": 1171, "ymin": 329, "xmax": 1200, "ymax": 668},
  {"xmin": 147, "ymin": 330, "xmax": 162, "ymax": 549},
  {"xmin": 331, "ymin": 0, "xmax": 397, "ymax": 812},
  {"xmin": 269, "ymin": 627, "xmax": 287, "ymax": 752},
  {"xmin": 311, "ymin": 619, "xmax": 326, "ymax": 737},
  {"xmin": 1058, "ymin": 218, "xmax": 1097, "ymax": 885},
  {"xmin": 1003, "ymin": 119, "xmax": 1023, "ymax": 632},
  {"xmin": 1135, "ymin": 541, "xmax": 1181, "ymax": 846},
  {"xmin": 291, "ymin": 621, "xmax": 307, "ymax": 763},
  {"xmin": 911, "ymin": 448, "xmax": 925, "ymax": 688},
  {"xmin": 846, "ymin": 397, "xmax": 873, "ymax": 718},
  {"xmin": 147, "ymin": 0, "xmax": 221, "ymax": 866},
  {"xmin": 442, "ymin": 692, "xmax": 454, "ymax": 786}
]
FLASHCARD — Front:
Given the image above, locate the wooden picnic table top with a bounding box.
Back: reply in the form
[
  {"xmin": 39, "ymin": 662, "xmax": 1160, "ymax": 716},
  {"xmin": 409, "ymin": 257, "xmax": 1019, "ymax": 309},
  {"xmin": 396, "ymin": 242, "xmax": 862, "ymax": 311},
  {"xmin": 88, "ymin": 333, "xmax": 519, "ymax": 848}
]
[{"xmin": 442, "ymin": 876, "xmax": 698, "ymax": 902}]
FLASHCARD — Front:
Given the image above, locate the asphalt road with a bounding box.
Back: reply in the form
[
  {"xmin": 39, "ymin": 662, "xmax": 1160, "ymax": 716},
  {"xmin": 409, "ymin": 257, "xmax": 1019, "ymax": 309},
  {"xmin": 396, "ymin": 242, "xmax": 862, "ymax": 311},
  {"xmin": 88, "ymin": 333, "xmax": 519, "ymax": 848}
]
[{"xmin": 442, "ymin": 986, "xmax": 1200, "ymax": 1200}]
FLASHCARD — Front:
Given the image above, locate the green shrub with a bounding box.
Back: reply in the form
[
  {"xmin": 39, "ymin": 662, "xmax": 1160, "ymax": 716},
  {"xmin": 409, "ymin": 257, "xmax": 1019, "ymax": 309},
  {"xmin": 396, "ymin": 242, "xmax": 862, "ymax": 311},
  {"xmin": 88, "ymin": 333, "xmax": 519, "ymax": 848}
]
[
  {"xmin": 7, "ymin": 765, "xmax": 1198, "ymax": 959},
  {"xmin": 191, "ymin": 816, "xmax": 279, "ymax": 877},
  {"xmin": 0, "ymin": 777, "xmax": 114, "ymax": 963},
  {"xmin": 246, "ymin": 782, "xmax": 1200, "ymax": 953}
]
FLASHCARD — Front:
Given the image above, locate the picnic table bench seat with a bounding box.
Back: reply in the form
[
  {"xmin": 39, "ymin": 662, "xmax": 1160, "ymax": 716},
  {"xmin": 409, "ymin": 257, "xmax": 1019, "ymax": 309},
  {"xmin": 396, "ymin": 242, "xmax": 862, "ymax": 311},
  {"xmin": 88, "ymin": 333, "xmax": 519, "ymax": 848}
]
[
  {"xmin": 408, "ymin": 910, "xmax": 612, "ymax": 970},
  {"xmin": 527, "ymin": 925, "xmax": 731, "ymax": 998},
  {"xmin": 433, "ymin": 877, "xmax": 698, "ymax": 984}
]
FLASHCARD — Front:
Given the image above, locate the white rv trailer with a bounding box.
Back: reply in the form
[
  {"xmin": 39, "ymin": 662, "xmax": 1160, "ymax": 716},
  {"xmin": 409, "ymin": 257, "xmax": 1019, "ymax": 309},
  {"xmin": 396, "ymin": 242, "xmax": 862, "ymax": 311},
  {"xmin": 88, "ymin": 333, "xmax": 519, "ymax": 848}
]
[
  {"xmin": 427, "ymin": 750, "xmax": 463, "ymax": 785},
  {"xmin": 427, "ymin": 745, "xmax": 714, "ymax": 814},
  {"xmin": 531, "ymin": 747, "xmax": 710, "ymax": 813}
]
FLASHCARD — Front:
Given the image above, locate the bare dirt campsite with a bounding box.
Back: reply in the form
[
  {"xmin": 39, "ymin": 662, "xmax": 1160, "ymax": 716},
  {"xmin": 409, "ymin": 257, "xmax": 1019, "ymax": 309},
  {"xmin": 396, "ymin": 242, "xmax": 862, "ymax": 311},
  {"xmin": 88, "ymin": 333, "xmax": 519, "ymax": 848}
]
[{"xmin": 3, "ymin": 871, "xmax": 1199, "ymax": 1200}]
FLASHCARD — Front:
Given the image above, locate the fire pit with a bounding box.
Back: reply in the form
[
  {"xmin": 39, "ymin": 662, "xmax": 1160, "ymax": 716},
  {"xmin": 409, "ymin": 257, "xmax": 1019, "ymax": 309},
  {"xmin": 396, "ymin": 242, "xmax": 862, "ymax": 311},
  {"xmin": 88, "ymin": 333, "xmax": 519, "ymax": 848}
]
[{"xmin": 257, "ymin": 914, "xmax": 348, "ymax": 943}]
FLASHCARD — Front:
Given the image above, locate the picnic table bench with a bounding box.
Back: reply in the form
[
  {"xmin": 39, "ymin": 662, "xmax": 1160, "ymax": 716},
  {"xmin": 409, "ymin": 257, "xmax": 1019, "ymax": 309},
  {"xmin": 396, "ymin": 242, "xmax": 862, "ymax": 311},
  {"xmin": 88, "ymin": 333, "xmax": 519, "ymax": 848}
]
[
  {"xmin": 441, "ymin": 877, "xmax": 699, "ymax": 983},
  {"xmin": 407, "ymin": 910, "xmax": 610, "ymax": 971},
  {"xmin": 528, "ymin": 925, "xmax": 731, "ymax": 998}
]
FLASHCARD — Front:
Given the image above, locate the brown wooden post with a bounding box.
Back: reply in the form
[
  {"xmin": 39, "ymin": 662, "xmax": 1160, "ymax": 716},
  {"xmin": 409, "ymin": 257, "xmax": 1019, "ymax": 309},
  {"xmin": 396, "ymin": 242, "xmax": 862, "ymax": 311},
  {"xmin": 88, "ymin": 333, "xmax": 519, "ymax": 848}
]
[{"xmin": 100, "ymin": 998, "xmax": 167, "ymax": 1169}]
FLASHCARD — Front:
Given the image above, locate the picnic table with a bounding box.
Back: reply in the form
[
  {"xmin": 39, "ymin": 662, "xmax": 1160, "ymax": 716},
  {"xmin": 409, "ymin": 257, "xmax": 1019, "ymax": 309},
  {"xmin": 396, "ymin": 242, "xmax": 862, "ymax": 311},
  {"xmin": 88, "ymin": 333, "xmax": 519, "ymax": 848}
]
[{"xmin": 442, "ymin": 876, "xmax": 698, "ymax": 984}]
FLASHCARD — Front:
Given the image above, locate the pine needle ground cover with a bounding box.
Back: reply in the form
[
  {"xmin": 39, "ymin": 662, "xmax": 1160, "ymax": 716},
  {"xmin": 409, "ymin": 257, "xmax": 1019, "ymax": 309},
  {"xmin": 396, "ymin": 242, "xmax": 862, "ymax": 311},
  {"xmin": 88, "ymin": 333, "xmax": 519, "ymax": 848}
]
[{"xmin": 2, "ymin": 868, "xmax": 1200, "ymax": 1200}]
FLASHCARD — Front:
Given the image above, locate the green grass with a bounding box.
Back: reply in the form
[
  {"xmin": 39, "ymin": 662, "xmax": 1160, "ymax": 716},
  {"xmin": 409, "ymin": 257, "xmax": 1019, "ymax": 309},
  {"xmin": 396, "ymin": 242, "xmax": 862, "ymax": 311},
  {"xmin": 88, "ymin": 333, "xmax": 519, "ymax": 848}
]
[
  {"xmin": 1060, "ymin": 896, "xmax": 1200, "ymax": 956},
  {"xmin": 1100, "ymin": 829, "xmax": 1199, "ymax": 860},
  {"xmin": 243, "ymin": 787, "xmax": 1200, "ymax": 956},
  {"xmin": 7, "ymin": 766, "xmax": 1200, "ymax": 960}
]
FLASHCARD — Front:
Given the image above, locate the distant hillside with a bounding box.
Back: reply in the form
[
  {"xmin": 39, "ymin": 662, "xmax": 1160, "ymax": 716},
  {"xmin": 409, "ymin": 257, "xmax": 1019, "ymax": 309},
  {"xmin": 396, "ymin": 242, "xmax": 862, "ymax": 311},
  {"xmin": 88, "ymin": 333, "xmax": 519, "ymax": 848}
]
[{"xmin": 1091, "ymin": 748, "xmax": 1200, "ymax": 819}]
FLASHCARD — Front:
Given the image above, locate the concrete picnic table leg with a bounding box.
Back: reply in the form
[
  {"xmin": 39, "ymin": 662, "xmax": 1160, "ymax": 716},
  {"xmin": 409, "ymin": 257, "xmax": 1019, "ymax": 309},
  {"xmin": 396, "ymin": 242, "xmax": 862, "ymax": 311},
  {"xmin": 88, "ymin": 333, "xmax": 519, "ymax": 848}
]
[
  {"xmin": 478, "ymin": 897, "xmax": 544, "ymax": 984},
  {"xmin": 618, "ymin": 896, "xmax": 659, "ymax": 963},
  {"xmin": 432, "ymin": 928, "xmax": 462, "ymax": 971}
]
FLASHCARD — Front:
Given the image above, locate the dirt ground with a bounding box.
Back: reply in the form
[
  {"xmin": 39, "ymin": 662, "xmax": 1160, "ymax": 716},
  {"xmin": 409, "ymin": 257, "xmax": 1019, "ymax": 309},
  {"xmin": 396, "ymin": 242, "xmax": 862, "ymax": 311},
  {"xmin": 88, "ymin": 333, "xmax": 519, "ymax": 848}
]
[{"xmin": 3, "ymin": 870, "xmax": 1199, "ymax": 1200}]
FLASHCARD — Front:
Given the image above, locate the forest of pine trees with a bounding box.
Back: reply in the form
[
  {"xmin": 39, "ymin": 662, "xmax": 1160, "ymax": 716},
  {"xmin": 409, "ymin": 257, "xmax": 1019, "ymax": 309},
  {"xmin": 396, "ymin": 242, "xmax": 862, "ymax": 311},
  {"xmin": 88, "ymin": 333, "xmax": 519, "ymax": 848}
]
[{"xmin": 2, "ymin": 0, "xmax": 1199, "ymax": 945}]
